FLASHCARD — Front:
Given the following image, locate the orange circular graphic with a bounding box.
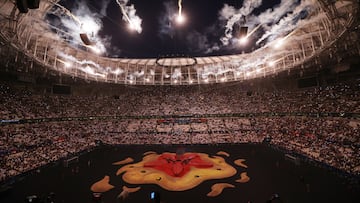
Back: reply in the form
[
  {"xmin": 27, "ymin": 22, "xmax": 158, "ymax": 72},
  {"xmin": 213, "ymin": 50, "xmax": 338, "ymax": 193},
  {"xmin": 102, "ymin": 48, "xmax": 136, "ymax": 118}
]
[{"xmin": 91, "ymin": 151, "xmax": 250, "ymax": 198}]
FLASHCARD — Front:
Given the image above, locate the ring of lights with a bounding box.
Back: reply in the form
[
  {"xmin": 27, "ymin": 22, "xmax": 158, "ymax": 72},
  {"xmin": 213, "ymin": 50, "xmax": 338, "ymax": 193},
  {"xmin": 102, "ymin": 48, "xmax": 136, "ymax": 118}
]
[
  {"xmin": 0, "ymin": 0, "xmax": 358, "ymax": 85},
  {"xmin": 156, "ymin": 56, "xmax": 197, "ymax": 67}
]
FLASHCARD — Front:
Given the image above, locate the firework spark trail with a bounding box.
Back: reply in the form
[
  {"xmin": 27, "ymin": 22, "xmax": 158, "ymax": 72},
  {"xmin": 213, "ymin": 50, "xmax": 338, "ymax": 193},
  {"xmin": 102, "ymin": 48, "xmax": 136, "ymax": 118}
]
[
  {"xmin": 116, "ymin": 0, "xmax": 132, "ymax": 25},
  {"xmin": 245, "ymin": 24, "xmax": 262, "ymax": 38},
  {"xmin": 55, "ymin": 3, "xmax": 82, "ymax": 26},
  {"xmin": 115, "ymin": 0, "xmax": 142, "ymax": 33},
  {"xmin": 178, "ymin": 0, "xmax": 182, "ymax": 17}
]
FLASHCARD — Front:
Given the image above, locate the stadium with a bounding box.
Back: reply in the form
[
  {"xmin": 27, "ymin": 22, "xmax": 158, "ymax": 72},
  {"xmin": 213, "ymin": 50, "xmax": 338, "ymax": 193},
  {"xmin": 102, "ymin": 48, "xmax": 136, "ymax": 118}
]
[{"xmin": 0, "ymin": 0, "xmax": 359, "ymax": 202}]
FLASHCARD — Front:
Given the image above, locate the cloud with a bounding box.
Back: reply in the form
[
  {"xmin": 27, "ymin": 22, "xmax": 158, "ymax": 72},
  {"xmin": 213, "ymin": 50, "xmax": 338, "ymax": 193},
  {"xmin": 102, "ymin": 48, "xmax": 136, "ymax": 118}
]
[
  {"xmin": 48, "ymin": 0, "xmax": 116, "ymax": 55},
  {"xmin": 240, "ymin": 0, "xmax": 263, "ymax": 16},
  {"xmin": 158, "ymin": 1, "xmax": 177, "ymax": 39},
  {"xmin": 216, "ymin": 0, "xmax": 317, "ymax": 50},
  {"xmin": 255, "ymin": 0, "xmax": 315, "ymax": 44},
  {"xmin": 218, "ymin": 0, "xmax": 263, "ymax": 46},
  {"xmin": 100, "ymin": 0, "xmax": 111, "ymax": 16},
  {"xmin": 254, "ymin": 0, "xmax": 300, "ymax": 25},
  {"xmin": 185, "ymin": 31, "xmax": 220, "ymax": 54},
  {"xmin": 48, "ymin": 0, "xmax": 319, "ymax": 58}
]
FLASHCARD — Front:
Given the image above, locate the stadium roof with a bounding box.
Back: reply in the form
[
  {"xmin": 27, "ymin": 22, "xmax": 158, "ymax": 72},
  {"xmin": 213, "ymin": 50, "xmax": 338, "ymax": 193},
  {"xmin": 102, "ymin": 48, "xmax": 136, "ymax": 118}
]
[{"xmin": 0, "ymin": 0, "xmax": 359, "ymax": 85}]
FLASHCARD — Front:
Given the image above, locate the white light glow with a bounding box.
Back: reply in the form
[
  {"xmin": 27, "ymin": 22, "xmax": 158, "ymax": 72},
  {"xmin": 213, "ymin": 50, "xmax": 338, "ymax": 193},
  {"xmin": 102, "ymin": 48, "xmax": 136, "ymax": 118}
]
[
  {"xmin": 268, "ymin": 61, "xmax": 275, "ymax": 67},
  {"xmin": 176, "ymin": 0, "xmax": 184, "ymax": 25},
  {"xmin": 128, "ymin": 19, "xmax": 142, "ymax": 32},
  {"xmin": 64, "ymin": 62, "xmax": 71, "ymax": 68},
  {"xmin": 239, "ymin": 37, "xmax": 248, "ymax": 45},
  {"xmin": 113, "ymin": 69, "xmax": 123, "ymax": 75},
  {"xmin": 80, "ymin": 21, "xmax": 99, "ymax": 34},
  {"xmin": 274, "ymin": 38, "xmax": 285, "ymax": 49},
  {"xmin": 83, "ymin": 66, "xmax": 95, "ymax": 75},
  {"xmin": 128, "ymin": 23, "xmax": 135, "ymax": 30},
  {"xmin": 87, "ymin": 45, "xmax": 101, "ymax": 54},
  {"xmin": 176, "ymin": 14, "xmax": 185, "ymax": 25},
  {"xmin": 58, "ymin": 59, "xmax": 71, "ymax": 68}
]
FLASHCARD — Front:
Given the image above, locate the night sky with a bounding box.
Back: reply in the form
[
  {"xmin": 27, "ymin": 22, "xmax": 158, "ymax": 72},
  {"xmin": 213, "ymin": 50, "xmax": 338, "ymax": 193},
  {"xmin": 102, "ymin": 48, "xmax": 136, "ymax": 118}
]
[{"xmin": 49, "ymin": 0, "xmax": 299, "ymax": 58}]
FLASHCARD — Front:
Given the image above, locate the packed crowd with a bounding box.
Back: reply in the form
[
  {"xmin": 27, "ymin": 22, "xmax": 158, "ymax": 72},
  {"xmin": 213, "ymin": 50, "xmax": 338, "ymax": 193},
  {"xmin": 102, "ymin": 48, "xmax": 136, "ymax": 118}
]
[
  {"xmin": 0, "ymin": 80, "xmax": 359, "ymax": 182},
  {"xmin": 1, "ymin": 116, "xmax": 359, "ymax": 182},
  {"xmin": 1, "ymin": 80, "xmax": 359, "ymax": 120}
]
